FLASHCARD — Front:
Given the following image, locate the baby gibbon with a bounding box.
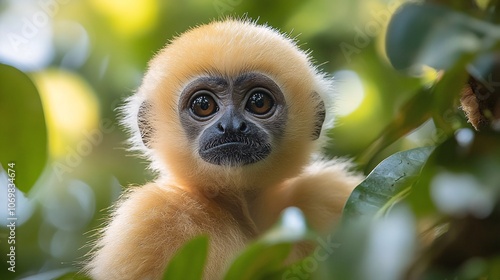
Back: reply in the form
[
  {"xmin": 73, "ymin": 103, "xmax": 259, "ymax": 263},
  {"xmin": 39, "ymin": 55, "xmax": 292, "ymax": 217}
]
[{"xmin": 85, "ymin": 19, "xmax": 362, "ymax": 280}]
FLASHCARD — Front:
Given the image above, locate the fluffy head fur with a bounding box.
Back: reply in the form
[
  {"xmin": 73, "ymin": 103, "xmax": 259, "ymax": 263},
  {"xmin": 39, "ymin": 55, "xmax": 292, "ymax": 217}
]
[{"xmin": 123, "ymin": 19, "xmax": 334, "ymax": 191}]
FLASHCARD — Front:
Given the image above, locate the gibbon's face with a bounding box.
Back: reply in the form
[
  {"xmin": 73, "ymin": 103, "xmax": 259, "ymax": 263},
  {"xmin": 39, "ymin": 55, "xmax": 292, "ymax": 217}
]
[
  {"xmin": 178, "ymin": 72, "xmax": 287, "ymax": 166},
  {"xmin": 131, "ymin": 20, "xmax": 330, "ymax": 188}
]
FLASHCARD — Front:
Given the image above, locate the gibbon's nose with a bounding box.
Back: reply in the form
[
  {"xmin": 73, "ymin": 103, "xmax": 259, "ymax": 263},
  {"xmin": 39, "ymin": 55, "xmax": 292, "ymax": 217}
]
[{"xmin": 216, "ymin": 110, "xmax": 249, "ymax": 135}]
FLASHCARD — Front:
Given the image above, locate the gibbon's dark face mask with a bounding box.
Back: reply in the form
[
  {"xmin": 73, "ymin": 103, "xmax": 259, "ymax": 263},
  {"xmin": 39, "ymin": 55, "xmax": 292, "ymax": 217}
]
[{"xmin": 178, "ymin": 72, "xmax": 288, "ymax": 167}]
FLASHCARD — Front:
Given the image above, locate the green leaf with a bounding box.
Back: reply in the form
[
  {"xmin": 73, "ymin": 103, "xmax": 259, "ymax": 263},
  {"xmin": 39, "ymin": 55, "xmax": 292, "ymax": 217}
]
[
  {"xmin": 224, "ymin": 242, "xmax": 292, "ymax": 280},
  {"xmin": 344, "ymin": 146, "xmax": 434, "ymax": 221},
  {"xmin": 224, "ymin": 208, "xmax": 312, "ymax": 280},
  {"xmin": 162, "ymin": 235, "xmax": 209, "ymax": 280},
  {"xmin": 386, "ymin": 3, "xmax": 500, "ymax": 70},
  {"xmin": 0, "ymin": 64, "xmax": 47, "ymax": 193}
]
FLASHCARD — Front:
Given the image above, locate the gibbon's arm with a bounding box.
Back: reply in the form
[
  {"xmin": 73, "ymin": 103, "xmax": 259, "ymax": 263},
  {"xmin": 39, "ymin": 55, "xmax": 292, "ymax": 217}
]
[
  {"xmin": 85, "ymin": 183, "xmax": 247, "ymax": 280},
  {"xmin": 284, "ymin": 159, "xmax": 363, "ymax": 234},
  {"xmin": 254, "ymin": 158, "xmax": 363, "ymax": 235}
]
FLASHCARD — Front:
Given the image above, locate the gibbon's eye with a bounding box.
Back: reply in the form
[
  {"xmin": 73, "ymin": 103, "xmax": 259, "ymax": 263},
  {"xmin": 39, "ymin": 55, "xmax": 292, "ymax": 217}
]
[
  {"xmin": 246, "ymin": 90, "xmax": 274, "ymax": 115},
  {"xmin": 191, "ymin": 94, "xmax": 218, "ymax": 118}
]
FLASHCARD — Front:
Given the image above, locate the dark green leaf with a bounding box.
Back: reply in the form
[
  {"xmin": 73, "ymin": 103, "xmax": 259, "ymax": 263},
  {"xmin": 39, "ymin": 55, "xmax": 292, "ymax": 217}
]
[
  {"xmin": 386, "ymin": 3, "xmax": 500, "ymax": 70},
  {"xmin": 0, "ymin": 64, "xmax": 47, "ymax": 193},
  {"xmin": 469, "ymin": 52, "xmax": 500, "ymax": 82},
  {"xmin": 162, "ymin": 235, "xmax": 209, "ymax": 280},
  {"xmin": 344, "ymin": 146, "xmax": 434, "ymax": 221}
]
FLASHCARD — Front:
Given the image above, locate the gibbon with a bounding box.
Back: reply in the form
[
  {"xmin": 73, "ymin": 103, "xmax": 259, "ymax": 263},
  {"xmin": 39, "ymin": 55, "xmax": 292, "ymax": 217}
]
[{"xmin": 85, "ymin": 19, "xmax": 362, "ymax": 280}]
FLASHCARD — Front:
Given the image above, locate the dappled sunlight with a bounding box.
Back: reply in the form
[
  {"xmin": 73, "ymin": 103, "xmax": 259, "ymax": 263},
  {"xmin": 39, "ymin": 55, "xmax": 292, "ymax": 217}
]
[
  {"xmin": 431, "ymin": 172, "xmax": 495, "ymax": 218},
  {"xmin": 33, "ymin": 70, "xmax": 100, "ymax": 159},
  {"xmin": 89, "ymin": 0, "xmax": 158, "ymax": 36},
  {"xmin": 0, "ymin": 2, "xmax": 54, "ymax": 71},
  {"xmin": 420, "ymin": 65, "xmax": 440, "ymax": 84},
  {"xmin": 40, "ymin": 179, "xmax": 96, "ymax": 232},
  {"xmin": 349, "ymin": 79, "xmax": 380, "ymax": 120},
  {"xmin": 54, "ymin": 21, "xmax": 91, "ymax": 69},
  {"xmin": 329, "ymin": 71, "xmax": 384, "ymax": 154},
  {"xmin": 334, "ymin": 70, "xmax": 366, "ymax": 117}
]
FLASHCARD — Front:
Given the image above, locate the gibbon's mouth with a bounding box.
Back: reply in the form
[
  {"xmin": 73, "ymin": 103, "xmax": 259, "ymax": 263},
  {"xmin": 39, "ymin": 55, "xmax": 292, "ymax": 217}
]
[
  {"xmin": 199, "ymin": 139, "xmax": 271, "ymax": 166},
  {"xmin": 208, "ymin": 142, "xmax": 248, "ymax": 150}
]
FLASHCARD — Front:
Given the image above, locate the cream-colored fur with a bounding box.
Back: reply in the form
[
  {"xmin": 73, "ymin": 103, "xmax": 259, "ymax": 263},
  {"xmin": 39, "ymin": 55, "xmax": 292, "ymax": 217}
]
[{"xmin": 85, "ymin": 19, "xmax": 363, "ymax": 280}]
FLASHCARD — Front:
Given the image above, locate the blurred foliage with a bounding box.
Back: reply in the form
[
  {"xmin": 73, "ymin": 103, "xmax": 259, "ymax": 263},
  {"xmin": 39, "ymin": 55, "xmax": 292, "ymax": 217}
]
[
  {"xmin": 0, "ymin": 64, "xmax": 47, "ymax": 193},
  {"xmin": 0, "ymin": 0, "xmax": 499, "ymax": 279}
]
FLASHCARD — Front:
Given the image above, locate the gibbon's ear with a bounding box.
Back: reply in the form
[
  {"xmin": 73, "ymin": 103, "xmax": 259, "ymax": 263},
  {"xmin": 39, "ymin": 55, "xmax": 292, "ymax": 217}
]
[
  {"xmin": 138, "ymin": 100, "xmax": 154, "ymax": 147},
  {"xmin": 312, "ymin": 92, "xmax": 326, "ymax": 140}
]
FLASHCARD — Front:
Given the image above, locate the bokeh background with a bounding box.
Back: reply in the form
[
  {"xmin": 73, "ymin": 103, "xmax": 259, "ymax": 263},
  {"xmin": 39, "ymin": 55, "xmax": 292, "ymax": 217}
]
[{"xmin": 0, "ymin": 0, "xmax": 497, "ymax": 279}]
